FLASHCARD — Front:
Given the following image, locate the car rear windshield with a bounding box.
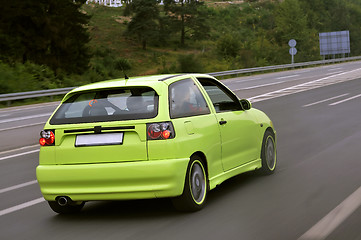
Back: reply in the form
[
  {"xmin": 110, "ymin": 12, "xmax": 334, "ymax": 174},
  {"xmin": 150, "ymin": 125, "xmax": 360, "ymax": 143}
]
[{"xmin": 50, "ymin": 87, "xmax": 159, "ymax": 125}]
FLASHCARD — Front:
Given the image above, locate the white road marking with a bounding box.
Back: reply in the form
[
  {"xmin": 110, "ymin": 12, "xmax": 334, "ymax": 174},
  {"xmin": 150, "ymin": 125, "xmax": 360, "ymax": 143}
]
[
  {"xmin": 329, "ymin": 93, "xmax": 361, "ymax": 106},
  {"xmin": 235, "ymin": 81, "xmax": 284, "ymax": 90},
  {"xmin": 0, "ymin": 149, "xmax": 39, "ymax": 162},
  {"xmin": 249, "ymin": 68, "xmax": 361, "ymax": 103},
  {"xmin": 326, "ymin": 71, "xmax": 343, "ymax": 75},
  {"xmin": 0, "ymin": 113, "xmax": 51, "ymax": 124},
  {"xmin": 302, "ymin": 94, "xmax": 350, "ymax": 107},
  {"xmin": 0, "ymin": 122, "xmax": 45, "ymax": 132},
  {"xmin": 276, "ymin": 74, "xmax": 299, "ymax": 80},
  {"xmin": 0, "ymin": 114, "xmax": 10, "ymax": 118},
  {"xmin": 0, "ymin": 180, "xmax": 38, "ymax": 194},
  {"xmin": 0, "ymin": 198, "xmax": 45, "ymax": 217},
  {"xmin": 295, "ymin": 70, "xmax": 311, "ymax": 73},
  {"xmin": 235, "ymin": 77, "xmax": 262, "ymax": 82},
  {"xmin": 298, "ymin": 186, "xmax": 361, "ymax": 240},
  {"xmin": 277, "ymin": 76, "xmax": 312, "ymax": 83},
  {"xmin": 328, "ymin": 67, "xmax": 342, "ymax": 71},
  {"xmin": 0, "ymin": 145, "xmax": 38, "ymax": 156}
]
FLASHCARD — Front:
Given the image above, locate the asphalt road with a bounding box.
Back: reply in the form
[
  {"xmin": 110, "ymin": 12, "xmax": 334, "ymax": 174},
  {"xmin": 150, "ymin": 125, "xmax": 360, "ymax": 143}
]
[{"xmin": 0, "ymin": 61, "xmax": 361, "ymax": 240}]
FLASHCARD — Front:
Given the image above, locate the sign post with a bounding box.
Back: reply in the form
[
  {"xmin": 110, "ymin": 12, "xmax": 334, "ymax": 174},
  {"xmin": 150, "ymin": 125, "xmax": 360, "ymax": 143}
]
[{"xmin": 288, "ymin": 39, "xmax": 297, "ymax": 64}]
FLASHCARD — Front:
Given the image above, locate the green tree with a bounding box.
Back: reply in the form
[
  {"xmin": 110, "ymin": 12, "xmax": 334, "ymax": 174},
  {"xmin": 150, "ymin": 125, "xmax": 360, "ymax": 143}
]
[
  {"xmin": 347, "ymin": 1, "xmax": 361, "ymax": 56},
  {"xmin": 274, "ymin": 0, "xmax": 319, "ymax": 62},
  {"xmin": 124, "ymin": 0, "xmax": 160, "ymax": 50},
  {"xmin": 299, "ymin": 0, "xmax": 330, "ymax": 31},
  {"xmin": 0, "ymin": 0, "xmax": 91, "ymax": 74},
  {"xmin": 299, "ymin": 0, "xmax": 361, "ymax": 56},
  {"xmin": 178, "ymin": 54, "xmax": 204, "ymax": 73},
  {"xmin": 163, "ymin": 0, "xmax": 209, "ymax": 46},
  {"xmin": 328, "ymin": 0, "xmax": 351, "ymax": 31},
  {"xmin": 216, "ymin": 34, "xmax": 241, "ymax": 58}
]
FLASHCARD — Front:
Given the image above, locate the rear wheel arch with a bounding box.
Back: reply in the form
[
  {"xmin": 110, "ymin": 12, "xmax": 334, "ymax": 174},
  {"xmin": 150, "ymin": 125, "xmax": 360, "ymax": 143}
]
[
  {"xmin": 172, "ymin": 152, "xmax": 209, "ymax": 211},
  {"xmin": 190, "ymin": 151, "xmax": 208, "ymax": 178}
]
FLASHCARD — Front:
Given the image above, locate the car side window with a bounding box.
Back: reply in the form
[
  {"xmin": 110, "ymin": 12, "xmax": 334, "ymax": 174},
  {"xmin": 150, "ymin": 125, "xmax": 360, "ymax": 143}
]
[
  {"xmin": 169, "ymin": 78, "xmax": 210, "ymax": 118},
  {"xmin": 197, "ymin": 78, "xmax": 242, "ymax": 113}
]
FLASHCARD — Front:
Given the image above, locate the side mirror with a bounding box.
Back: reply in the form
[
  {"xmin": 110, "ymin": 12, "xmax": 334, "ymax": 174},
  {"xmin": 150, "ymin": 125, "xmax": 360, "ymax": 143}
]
[{"xmin": 240, "ymin": 99, "xmax": 252, "ymax": 110}]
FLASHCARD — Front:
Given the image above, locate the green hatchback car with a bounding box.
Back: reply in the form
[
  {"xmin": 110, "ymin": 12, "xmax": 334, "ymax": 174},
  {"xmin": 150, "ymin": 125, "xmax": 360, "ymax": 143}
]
[{"xmin": 36, "ymin": 73, "xmax": 276, "ymax": 213}]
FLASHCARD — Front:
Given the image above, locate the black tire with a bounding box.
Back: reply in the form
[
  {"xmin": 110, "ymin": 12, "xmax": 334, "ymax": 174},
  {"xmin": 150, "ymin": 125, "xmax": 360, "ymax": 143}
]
[
  {"xmin": 259, "ymin": 130, "xmax": 277, "ymax": 175},
  {"xmin": 48, "ymin": 201, "xmax": 85, "ymax": 214},
  {"xmin": 172, "ymin": 155, "xmax": 208, "ymax": 212}
]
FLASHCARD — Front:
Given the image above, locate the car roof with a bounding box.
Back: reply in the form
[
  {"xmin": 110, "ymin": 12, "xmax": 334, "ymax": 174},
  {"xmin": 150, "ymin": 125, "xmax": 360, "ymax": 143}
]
[
  {"xmin": 71, "ymin": 74, "xmax": 172, "ymax": 92},
  {"xmin": 67, "ymin": 73, "xmax": 215, "ymax": 94}
]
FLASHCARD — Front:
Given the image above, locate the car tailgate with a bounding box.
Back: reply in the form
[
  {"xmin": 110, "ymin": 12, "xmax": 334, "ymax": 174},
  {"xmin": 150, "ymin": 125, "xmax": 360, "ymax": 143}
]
[{"xmin": 53, "ymin": 123, "xmax": 147, "ymax": 164}]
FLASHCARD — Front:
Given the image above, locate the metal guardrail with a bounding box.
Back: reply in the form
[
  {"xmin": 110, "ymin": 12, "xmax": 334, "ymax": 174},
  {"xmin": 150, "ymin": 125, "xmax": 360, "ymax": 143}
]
[
  {"xmin": 1, "ymin": 56, "xmax": 361, "ymax": 106},
  {"xmin": 208, "ymin": 56, "xmax": 361, "ymax": 77},
  {"xmin": 0, "ymin": 87, "xmax": 75, "ymax": 106}
]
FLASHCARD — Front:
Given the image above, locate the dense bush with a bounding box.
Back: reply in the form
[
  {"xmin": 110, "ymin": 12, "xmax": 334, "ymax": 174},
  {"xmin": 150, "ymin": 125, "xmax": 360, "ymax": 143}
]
[
  {"xmin": 0, "ymin": 62, "xmax": 56, "ymax": 94},
  {"xmin": 216, "ymin": 34, "xmax": 241, "ymax": 58},
  {"xmin": 0, "ymin": 61, "xmax": 91, "ymax": 94},
  {"xmin": 178, "ymin": 54, "xmax": 204, "ymax": 73},
  {"xmin": 115, "ymin": 58, "xmax": 132, "ymax": 71}
]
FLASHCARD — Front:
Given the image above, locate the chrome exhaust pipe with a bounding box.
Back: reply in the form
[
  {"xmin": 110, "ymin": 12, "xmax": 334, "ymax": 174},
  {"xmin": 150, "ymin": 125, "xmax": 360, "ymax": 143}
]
[{"xmin": 57, "ymin": 196, "xmax": 69, "ymax": 206}]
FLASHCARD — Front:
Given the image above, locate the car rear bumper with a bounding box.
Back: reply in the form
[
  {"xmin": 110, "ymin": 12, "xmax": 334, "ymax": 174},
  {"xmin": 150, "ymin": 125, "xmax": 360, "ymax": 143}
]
[{"xmin": 36, "ymin": 158, "xmax": 189, "ymax": 201}]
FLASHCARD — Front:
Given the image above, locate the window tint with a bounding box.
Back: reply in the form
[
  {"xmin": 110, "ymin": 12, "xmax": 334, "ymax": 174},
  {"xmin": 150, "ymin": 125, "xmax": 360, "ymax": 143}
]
[
  {"xmin": 197, "ymin": 78, "xmax": 242, "ymax": 113},
  {"xmin": 50, "ymin": 87, "xmax": 158, "ymax": 124},
  {"xmin": 169, "ymin": 78, "xmax": 210, "ymax": 118}
]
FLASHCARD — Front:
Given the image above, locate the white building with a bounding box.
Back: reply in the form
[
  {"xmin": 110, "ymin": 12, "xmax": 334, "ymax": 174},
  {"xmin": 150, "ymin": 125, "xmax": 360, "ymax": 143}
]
[
  {"xmin": 86, "ymin": 0, "xmax": 123, "ymax": 7},
  {"xmin": 86, "ymin": 0, "xmax": 171, "ymax": 7}
]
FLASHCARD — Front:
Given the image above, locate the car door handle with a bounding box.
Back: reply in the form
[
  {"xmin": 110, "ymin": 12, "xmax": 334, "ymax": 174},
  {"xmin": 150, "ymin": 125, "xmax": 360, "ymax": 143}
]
[{"xmin": 219, "ymin": 120, "xmax": 227, "ymax": 125}]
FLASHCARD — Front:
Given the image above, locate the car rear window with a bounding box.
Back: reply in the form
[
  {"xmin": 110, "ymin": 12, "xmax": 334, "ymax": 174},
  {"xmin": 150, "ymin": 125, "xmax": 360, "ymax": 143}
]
[{"xmin": 50, "ymin": 87, "xmax": 158, "ymax": 124}]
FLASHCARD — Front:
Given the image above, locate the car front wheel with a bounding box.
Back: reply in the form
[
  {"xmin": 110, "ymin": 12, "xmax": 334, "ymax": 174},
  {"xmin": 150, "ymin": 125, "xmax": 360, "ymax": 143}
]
[
  {"xmin": 172, "ymin": 155, "xmax": 208, "ymax": 212},
  {"xmin": 259, "ymin": 130, "xmax": 277, "ymax": 175}
]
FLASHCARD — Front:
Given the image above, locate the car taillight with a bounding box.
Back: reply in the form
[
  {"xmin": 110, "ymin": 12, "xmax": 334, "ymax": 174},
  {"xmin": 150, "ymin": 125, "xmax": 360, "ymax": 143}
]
[
  {"xmin": 147, "ymin": 122, "xmax": 175, "ymax": 140},
  {"xmin": 39, "ymin": 130, "xmax": 55, "ymax": 146}
]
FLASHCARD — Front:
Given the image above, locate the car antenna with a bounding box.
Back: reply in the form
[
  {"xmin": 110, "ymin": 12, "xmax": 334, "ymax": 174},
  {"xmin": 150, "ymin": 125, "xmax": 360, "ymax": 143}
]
[
  {"xmin": 124, "ymin": 73, "xmax": 129, "ymax": 85},
  {"xmin": 120, "ymin": 65, "xmax": 129, "ymax": 81}
]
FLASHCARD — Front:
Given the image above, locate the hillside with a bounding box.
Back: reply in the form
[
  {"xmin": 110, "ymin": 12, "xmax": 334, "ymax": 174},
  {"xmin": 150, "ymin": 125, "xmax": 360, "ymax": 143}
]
[
  {"xmin": 1, "ymin": 0, "xmax": 361, "ymax": 96},
  {"xmin": 83, "ymin": 0, "xmax": 361, "ymax": 81},
  {"xmin": 83, "ymin": 0, "xmax": 275, "ymax": 80},
  {"xmin": 83, "ymin": 2, "xmax": 231, "ymax": 78}
]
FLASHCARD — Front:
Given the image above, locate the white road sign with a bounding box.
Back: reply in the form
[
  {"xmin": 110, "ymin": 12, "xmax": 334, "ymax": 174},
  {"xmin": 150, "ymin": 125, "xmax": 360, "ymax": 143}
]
[
  {"xmin": 288, "ymin": 39, "xmax": 297, "ymax": 48},
  {"xmin": 289, "ymin": 47, "xmax": 297, "ymax": 55}
]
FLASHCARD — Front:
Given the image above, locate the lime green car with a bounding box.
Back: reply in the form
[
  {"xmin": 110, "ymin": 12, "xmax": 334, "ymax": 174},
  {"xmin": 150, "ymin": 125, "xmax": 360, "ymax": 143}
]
[{"xmin": 36, "ymin": 73, "xmax": 276, "ymax": 214}]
